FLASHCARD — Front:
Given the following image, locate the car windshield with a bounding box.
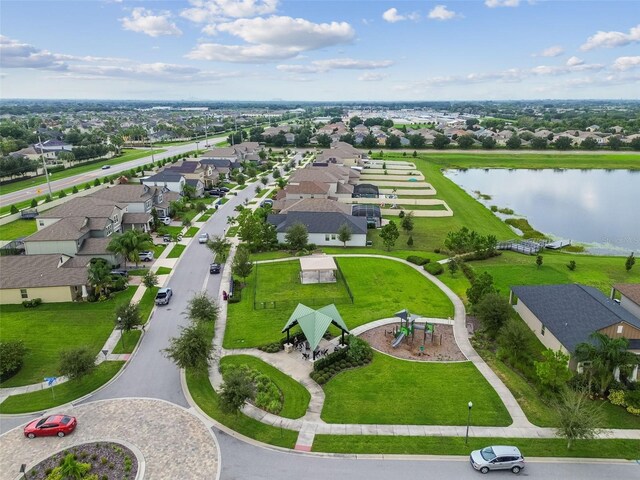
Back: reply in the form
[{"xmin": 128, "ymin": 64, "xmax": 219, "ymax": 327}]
[
  {"xmin": 36, "ymin": 419, "xmax": 46, "ymax": 427},
  {"xmin": 61, "ymin": 416, "xmax": 71, "ymax": 424},
  {"xmin": 480, "ymin": 447, "xmax": 496, "ymax": 461},
  {"xmin": 156, "ymin": 292, "xmax": 167, "ymax": 299}
]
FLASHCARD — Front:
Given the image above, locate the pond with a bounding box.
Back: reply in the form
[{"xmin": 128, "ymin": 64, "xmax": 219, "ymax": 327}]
[{"xmin": 444, "ymin": 168, "xmax": 640, "ymax": 255}]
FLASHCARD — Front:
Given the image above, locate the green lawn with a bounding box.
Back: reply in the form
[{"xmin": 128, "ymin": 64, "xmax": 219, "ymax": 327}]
[
  {"xmin": 152, "ymin": 243, "xmax": 166, "ymax": 257},
  {"xmin": 312, "ymin": 435, "xmax": 640, "ymax": 459},
  {"xmin": 0, "ymin": 218, "xmax": 38, "ymax": 241},
  {"xmin": 225, "ymin": 226, "xmax": 239, "ymax": 237},
  {"xmin": 127, "ymin": 268, "xmax": 150, "ymax": 276},
  {"xmin": 220, "ymin": 355, "xmax": 310, "ymax": 419},
  {"xmin": 0, "ymin": 288, "xmax": 135, "ymax": 387},
  {"xmin": 224, "ymin": 257, "xmax": 453, "ymax": 348},
  {"xmin": 0, "ymin": 149, "xmax": 166, "ymax": 196},
  {"xmin": 111, "ymin": 330, "xmax": 142, "ymax": 354},
  {"xmin": 0, "ymin": 361, "xmax": 124, "ymax": 414},
  {"xmin": 198, "ymin": 214, "xmax": 212, "ymax": 222},
  {"xmin": 167, "ymin": 244, "xmax": 186, "ymax": 258},
  {"xmin": 162, "ymin": 226, "xmax": 183, "ymax": 236},
  {"xmin": 156, "ymin": 267, "xmax": 172, "ymax": 275},
  {"xmin": 321, "ymin": 352, "xmax": 511, "ymax": 426},
  {"xmin": 137, "ymin": 286, "xmax": 159, "ymax": 324},
  {"xmin": 184, "ymin": 226, "xmax": 200, "ymax": 237}
]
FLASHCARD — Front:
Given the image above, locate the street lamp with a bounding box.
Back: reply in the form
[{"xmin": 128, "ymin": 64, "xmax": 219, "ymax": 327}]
[
  {"xmin": 117, "ymin": 316, "xmax": 125, "ymax": 350},
  {"xmin": 465, "ymin": 401, "xmax": 473, "ymax": 445},
  {"xmin": 195, "ymin": 141, "xmax": 200, "ymax": 156},
  {"xmin": 20, "ymin": 463, "xmax": 27, "ymax": 480}
]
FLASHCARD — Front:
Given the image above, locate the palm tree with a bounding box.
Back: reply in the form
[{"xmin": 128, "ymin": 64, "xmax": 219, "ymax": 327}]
[
  {"xmin": 575, "ymin": 332, "xmax": 639, "ymax": 395},
  {"xmin": 207, "ymin": 235, "xmax": 231, "ymax": 262},
  {"xmin": 88, "ymin": 258, "xmax": 112, "ymax": 297},
  {"xmin": 107, "ymin": 234, "xmax": 128, "ymax": 268},
  {"xmin": 108, "ymin": 230, "xmax": 154, "ymax": 268}
]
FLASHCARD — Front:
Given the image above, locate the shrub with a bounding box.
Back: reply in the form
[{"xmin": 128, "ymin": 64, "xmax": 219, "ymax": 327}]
[
  {"xmin": 608, "ymin": 389, "xmax": 626, "ymax": 406},
  {"xmin": 93, "ymin": 178, "xmax": 101, "ymax": 187},
  {"xmin": 0, "ymin": 341, "xmax": 27, "ymax": 379},
  {"xmin": 625, "ymin": 389, "xmax": 640, "ymax": 409},
  {"xmin": 10, "ymin": 205, "xmax": 18, "ymax": 214},
  {"xmin": 490, "ymin": 205, "xmax": 498, "ymax": 212},
  {"xmin": 30, "ymin": 198, "xmax": 38, "ymax": 208},
  {"xmin": 72, "ymin": 186, "xmax": 78, "ymax": 194},
  {"xmin": 58, "ymin": 190, "xmax": 67, "ymax": 199},
  {"xmin": 567, "ymin": 260, "xmax": 576, "ymax": 271},
  {"xmin": 424, "ymin": 263, "xmax": 444, "ymax": 275},
  {"xmin": 406, "ymin": 255, "xmax": 430, "ymax": 266},
  {"xmin": 398, "ymin": 211, "xmax": 405, "ymax": 218},
  {"xmin": 627, "ymin": 405, "xmax": 640, "ymax": 415},
  {"xmin": 346, "ymin": 335, "xmax": 372, "ymax": 363},
  {"xmin": 22, "ymin": 298, "xmax": 43, "ymax": 308},
  {"xmin": 58, "ymin": 346, "xmax": 96, "ymax": 379}
]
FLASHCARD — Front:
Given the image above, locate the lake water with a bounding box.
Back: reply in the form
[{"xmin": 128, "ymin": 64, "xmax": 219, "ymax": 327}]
[{"xmin": 443, "ymin": 168, "xmax": 640, "ymax": 255}]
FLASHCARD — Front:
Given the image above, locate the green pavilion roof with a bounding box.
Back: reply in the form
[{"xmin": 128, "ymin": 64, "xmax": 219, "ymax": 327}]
[{"xmin": 282, "ymin": 303, "xmax": 349, "ymax": 351}]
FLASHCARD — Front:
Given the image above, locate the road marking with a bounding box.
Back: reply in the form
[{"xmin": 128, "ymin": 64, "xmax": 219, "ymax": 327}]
[{"xmin": 201, "ymin": 269, "xmax": 210, "ymax": 292}]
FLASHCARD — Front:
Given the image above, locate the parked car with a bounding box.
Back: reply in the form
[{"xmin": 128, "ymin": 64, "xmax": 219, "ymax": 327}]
[
  {"xmin": 24, "ymin": 415, "xmax": 77, "ymax": 438},
  {"xmin": 101, "ymin": 165, "xmax": 111, "ymax": 170},
  {"xmin": 158, "ymin": 217, "xmax": 172, "ymax": 225},
  {"xmin": 470, "ymin": 446, "xmax": 525, "ymax": 474},
  {"xmin": 219, "ymin": 187, "xmax": 230, "ymax": 192},
  {"xmin": 208, "ymin": 188, "xmax": 221, "ymax": 195},
  {"xmin": 198, "ymin": 233, "xmax": 210, "ymax": 244},
  {"xmin": 139, "ymin": 251, "xmax": 154, "ymax": 262},
  {"xmin": 260, "ymin": 199, "xmax": 273, "ymax": 208},
  {"xmin": 209, "ymin": 263, "xmax": 221, "ymax": 274},
  {"xmin": 155, "ymin": 287, "xmax": 173, "ymax": 305},
  {"xmin": 110, "ymin": 269, "xmax": 129, "ymax": 278}
]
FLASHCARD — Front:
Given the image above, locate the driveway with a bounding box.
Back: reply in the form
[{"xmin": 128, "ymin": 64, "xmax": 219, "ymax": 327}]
[{"xmin": 0, "ymin": 398, "xmax": 218, "ymax": 480}]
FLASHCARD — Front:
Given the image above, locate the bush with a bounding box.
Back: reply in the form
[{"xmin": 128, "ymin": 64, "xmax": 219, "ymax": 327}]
[
  {"xmin": 58, "ymin": 346, "xmax": 96, "ymax": 379},
  {"xmin": 0, "ymin": 341, "xmax": 27, "ymax": 380},
  {"xmin": 608, "ymin": 389, "xmax": 626, "ymax": 406},
  {"xmin": 22, "ymin": 298, "xmax": 43, "ymax": 308},
  {"xmin": 346, "ymin": 335, "xmax": 372, "ymax": 363},
  {"xmin": 625, "ymin": 389, "xmax": 640, "ymax": 409},
  {"xmin": 406, "ymin": 255, "xmax": 430, "ymax": 266},
  {"xmin": 627, "ymin": 405, "xmax": 640, "ymax": 415},
  {"xmin": 424, "ymin": 263, "xmax": 444, "ymax": 275},
  {"xmin": 58, "ymin": 190, "xmax": 67, "ymax": 199},
  {"xmin": 10, "ymin": 205, "xmax": 19, "ymax": 214},
  {"xmin": 567, "ymin": 260, "xmax": 576, "ymax": 271}
]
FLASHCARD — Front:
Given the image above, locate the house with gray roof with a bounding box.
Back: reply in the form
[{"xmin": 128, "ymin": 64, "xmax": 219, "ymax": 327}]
[
  {"xmin": 267, "ymin": 211, "xmax": 367, "ymax": 247},
  {"xmin": 510, "ymin": 284, "xmax": 640, "ymax": 378},
  {"xmin": 142, "ymin": 171, "xmax": 186, "ymax": 194}
]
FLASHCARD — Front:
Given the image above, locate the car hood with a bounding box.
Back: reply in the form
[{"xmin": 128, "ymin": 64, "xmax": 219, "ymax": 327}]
[
  {"xmin": 470, "ymin": 450, "xmax": 485, "ymax": 465},
  {"xmin": 24, "ymin": 420, "xmax": 40, "ymax": 431}
]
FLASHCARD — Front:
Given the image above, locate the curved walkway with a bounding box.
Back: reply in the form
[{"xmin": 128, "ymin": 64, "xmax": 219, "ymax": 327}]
[{"xmin": 0, "ymin": 398, "xmax": 219, "ymax": 480}]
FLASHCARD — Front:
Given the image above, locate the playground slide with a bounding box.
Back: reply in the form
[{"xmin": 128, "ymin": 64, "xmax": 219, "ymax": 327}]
[{"xmin": 391, "ymin": 332, "xmax": 405, "ymax": 348}]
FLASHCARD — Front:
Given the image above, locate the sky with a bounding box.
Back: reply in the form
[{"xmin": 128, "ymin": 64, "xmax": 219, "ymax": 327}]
[{"xmin": 1, "ymin": 0, "xmax": 639, "ymax": 101}]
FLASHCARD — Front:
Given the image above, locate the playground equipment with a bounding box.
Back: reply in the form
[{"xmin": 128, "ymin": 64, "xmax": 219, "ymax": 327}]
[{"xmin": 390, "ymin": 309, "xmax": 435, "ymax": 348}]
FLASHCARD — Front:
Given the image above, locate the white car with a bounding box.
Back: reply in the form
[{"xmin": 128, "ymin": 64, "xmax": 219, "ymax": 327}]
[
  {"xmin": 198, "ymin": 233, "xmax": 210, "ymax": 244},
  {"xmin": 158, "ymin": 217, "xmax": 172, "ymax": 225},
  {"xmin": 138, "ymin": 251, "xmax": 154, "ymax": 262}
]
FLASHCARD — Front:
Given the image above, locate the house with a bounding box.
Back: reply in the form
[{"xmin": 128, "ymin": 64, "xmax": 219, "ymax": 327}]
[
  {"xmin": 272, "ymin": 198, "xmax": 352, "ymax": 215},
  {"xmin": 34, "ymin": 139, "xmax": 73, "ymax": 154},
  {"xmin": 142, "ymin": 171, "xmax": 186, "ymax": 194},
  {"xmin": 267, "ymin": 211, "xmax": 368, "ymax": 247},
  {"xmin": 510, "ymin": 284, "xmax": 640, "ymax": 379},
  {"xmin": 612, "ymin": 284, "xmax": 640, "ymax": 320},
  {"xmin": 0, "ymin": 254, "xmax": 89, "ymax": 304}
]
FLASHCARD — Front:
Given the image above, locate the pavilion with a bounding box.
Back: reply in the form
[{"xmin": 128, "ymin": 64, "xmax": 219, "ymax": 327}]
[
  {"xmin": 282, "ymin": 303, "xmax": 350, "ymax": 358},
  {"xmin": 299, "ymin": 255, "xmax": 337, "ymax": 284}
]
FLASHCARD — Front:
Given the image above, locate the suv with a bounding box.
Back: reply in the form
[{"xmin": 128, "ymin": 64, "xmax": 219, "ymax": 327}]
[
  {"xmin": 139, "ymin": 251, "xmax": 154, "ymax": 262},
  {"xmin": 198, "ymin": 233, "xmax": 209, "ymax": 244},
  {"xmin": 155, "ymin": 288, "xmax": 173, "ymax": 306},
  {"xmin": 158, "ymin": 217, "xmax": 172, "ymax": 226},
  {"xmin": 209, "ymin": 263, "xmax": 221, "ymax": 274},
  {"xmin": 470, "ymin": 446, "xmax": 525, "ymax": 474},
  {"xmin": 110, "ymin": 269, "xmax": 129, "ymax": 278}
]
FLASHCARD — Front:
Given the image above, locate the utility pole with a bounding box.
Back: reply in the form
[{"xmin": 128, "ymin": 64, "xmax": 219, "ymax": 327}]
[{"xmin": 38, "ymin": 135, "xmax": 53, "ymax": 197}]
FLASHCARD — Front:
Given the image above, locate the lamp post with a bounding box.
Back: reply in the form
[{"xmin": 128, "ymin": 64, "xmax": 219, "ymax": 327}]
[
  {"xmin": 195, "ymin": 141, "xmax": 200, "ymax": 156},
  {"xmin": 20, "ymin": 463, "xmax": 27, "ymax": 480},
  {"xmin": 465, "ymin": 401, "xmax": 473, "ymax": 445},
  {"xmin": 117, "ymin": 316, "xmax": 125, "ymax": 350}
]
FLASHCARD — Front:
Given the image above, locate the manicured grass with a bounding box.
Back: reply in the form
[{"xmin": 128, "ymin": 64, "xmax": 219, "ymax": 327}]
[
  {"xmin": 312, "ymin": 435, "xmax": 640, "ymax": 459},
  {"xmin": 161, "ymin": 226, "xmax": 183, "ymax": 236},
  {"xmin": 224, "ymin": 257, "xmax": 453, "ymax": 348},
  {"xmin": 127, "ymin": 268, "xmax": 150, "ymax": 276},
  {"xmin": 220, "ymin": 355, "xmax": 310, "ymax": 419},
  {"xmin": 257, "ymin": 189, "xmax": 270, "ymax": 198},
  {"xmin": 186, "ymin": 322, "xmax": 298, "ymax": 448},
  {"xmin": 0, "ymin": 361, "xmax": 124, "ymax": 414},
  {"xmin": 225, "ymin": 226, "xmax": 239, "ymax": 237},
  {"xmin": 111, "ymin": 330, "xmax": 141, "ymax": 354},
  {"xmin": 0, "ymin": 218, "xmax": 37, "ymax": 240},
  {"xmin": 152, "ymin": 243, "xmax": 166, "ymax": 257},
  {"xmin": 218, "ymin": 198, "xmax": 229, "ymax": 205},
  {"xmin": 184, "ymin": 226, "xmax": 200, "ymax": 237},
  {"xmin": 198, "ymin": 214, "xmax": 212, "ymax": 222},
  {"xmin": 155, "ymin": 267, "xmax": 172, "ymax": 275},
  {"xmin": 138, "ymin": 286, "xmax": 159, "ymax": 323},
  {"xmin": 235, "ymin": 185, "xmax": 247, "ymax": 190},
  {"xmin": 321, "ymin": 352, "xmax": 511, "ymax": 426},
  {"xmin": 167, "ymin": 244, "xmax": 186, "ymax": 258},
  {"xmin": 0, "ymin": 288, "xmax": 135, "ymax": 387},
  {"xmin": 0, "ymin": 149, "xmax": 166, "ymax": 196}
]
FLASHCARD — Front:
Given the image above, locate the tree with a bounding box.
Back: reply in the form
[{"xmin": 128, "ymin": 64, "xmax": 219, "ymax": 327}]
[
  {"xmin": 87, "ymin": 258, "xmax": 112, "ymax": 297},
  {"xmin": 59, "ymin": 347, "xmax": 96, "ymax": 379},
  {"xmin": 107, "ymin": 229, "xmax": 154, "ymax": 268},
  {"xmin": 475, "ymin": 292, "xmax": 511, "ymax": 339},
  {"xmin": 607, "ymin": 136, "xmax": 623, "ymax": 151},
  {"xmin": 432, "ymin": 134, "xmax": 451, "ymax": 149},
  {"xmin": 207, "ymin": 235, "xmax": 231, "ymax": 262},
  {"xmin": 143, "ymin": 270, "xmax": 158, "ymax": 288},
  {"xmin": 316, "ymin": 133, "xmax": 331, "ymax": 148},
  {"xmin": 361, "ymin": 133, "xmax": 378, "ymax": 149},
  {"xmin": 506, "ymin": 134, "xmax": 522, "ymax": 149},
  {"xmin": 407, "ymin": 235, "xmax": 413, "ymax": 246},
  {"xmin": 115, "ymin": 301, "xmax": 141, "ymax": 333},
  {"xmin": 481, "ymin": 136, "xmax": 497, "ymax": 149},
  {"xmin": 567, "ymin": 260, "xmax": 576, "ymax": 271},
  {"xmin": 232, "ymin": 245, "xmax": 253, "ymax": 282},
  {"xmin": 575, "ymin": 333, "xmax": 639, "ymax": 395},
  {"xmin": 580, "ymin": 137, "xmax": 599, "ymax": 150},
  {"xmin": 625, "ymin": 252, "xmax": 635, "ymax": 272},
  {"xmin": 163, "ymin": 324, "xmax": 212, "ymax": 370},
  {"xmin": 466, "ymin": 272, "xmax": 495, "ymax": 308},
  {"xmin": 530, "ymin": 137, "xmax": 548, "ymax": 150},
  {"xmin": 219, "ymin": 367, "xmax": 256, "ymax": 414},
  {"xmin": 379, "ymin": 221, "xmax": 399, "ymax": 251},
  {"xmin": 630, "ymin": 137, "xmax": 640, "ymax": 151},
  {"xmin": 184, "ymin": 292, "xmax": 219, "ymax": 323},
  {"xmin": 285, "ymin": 222, "xmax": 308, "ymax": 251},
  {"xmin": 400, "ymin": 211, "xmax": 414, "ymax": 235},
  {"xmin": 553, "ymin": 136, "xmax": 573, "ymax": 150},
  {"xmin": 535, "ymin": 348, "xmax": 572, "ymax": 393},
  {"xmin": 337, "ymin": 223, "xmax": 352, "ymax": 247},
  {"xmin": 30, "ymin": 198, "xmax": 38, "ymax": 208},
  {"xmin": 536, "ymin": 254, "xmax": 543, "ymax": 268},
  {"xmin": 555, "ymin": 388, "xmax": 603, "ymax": 449},
  {"xmin": 385, "ymin": 134, "xmax": 401, "ymax": 149},
  {"xmin": 456, "ymin": 135, "xmax": 475, "ymax": 149},
  {"xmin": 408, "ymin": 134, "xmax": 426, "ymax": 149},
  {"xmin": 497, "ymin": 319, "xmax": 533, "ymax": 366},
  {"xmin": 0, "ymin": 341, "xmax": 27, "ymax": 379},
  {"xmin": 447, "ymin": 259, "xmax": 459, "ymax": 276}
]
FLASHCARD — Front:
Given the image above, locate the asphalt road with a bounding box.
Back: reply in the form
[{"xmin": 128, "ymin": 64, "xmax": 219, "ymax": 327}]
[{"xmin": 0, "ymin": 136, "xmax": 225, "ymax": 207}]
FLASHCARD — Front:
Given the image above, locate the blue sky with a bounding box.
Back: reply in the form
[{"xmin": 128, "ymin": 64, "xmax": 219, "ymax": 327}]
[{"xmin": 1, "ymin": 1, "xmax": 639, "ymax": 100}]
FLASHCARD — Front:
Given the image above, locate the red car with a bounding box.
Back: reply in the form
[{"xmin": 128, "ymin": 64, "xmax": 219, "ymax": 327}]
[{"xmin": 24, "ymin": 415, "xmax": 77, "ymax": 438}]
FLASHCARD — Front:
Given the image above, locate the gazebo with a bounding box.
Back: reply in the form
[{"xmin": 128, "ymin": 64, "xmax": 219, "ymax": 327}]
[
  {"xmin": 299, "ymin": 255, "xmax": 337, "ymax": 284},
  {"xmin": 282, "ymin": 303, "xmax": 350, "ymax": 358}
]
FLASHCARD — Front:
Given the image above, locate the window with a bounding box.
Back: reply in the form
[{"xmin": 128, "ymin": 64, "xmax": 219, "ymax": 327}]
[
  {"xmin": 39, "ymin": 220, "xmax": 44, "ymax": 227},
  {"xmin": 331, "ymin": 234, "xmax": 337, "ymax": 240},
  {"xmin": 541, "ymin": 325, "xmax": 546, "ymax": 336},
  {"xmin": 20, "ymin": 289, "xmax": 28, "ymax": 299},
  {"xmin": 325, "ymin": 234, "xmax": 330, "ymax": 241},
  {"xmin": 617, "ymin": 325, "xmax": 623, "ymax": 334},
  {"xmin": 106, "ymin": 224, "xmax": 113, "ymax": 235}
]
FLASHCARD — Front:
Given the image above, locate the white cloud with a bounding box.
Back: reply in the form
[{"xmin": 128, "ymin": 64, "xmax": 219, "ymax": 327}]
[
  {"xmin": 382, "ymin": 8, "xmax": 419, "ymax": 23},
  {"xmin": 0, "ymin": 35, "xmax": 67, "ymax": 70},
  {"xmin": 189, "ymin": 16, "xmax": 355, "ymax": 62},
  {"xmin": 531, "ymin": 62, "xmax": 603, "ymax": 76},
  {"xmin": 358, "ymin": 72, "xmax": 386, "ymax": 82},
  {"xmin": 581, "ymin": 24, "xmax": 640, "ymax": 51},
  {"xmin": 485, "ymin": 0, "xmax": 520, "ymax": 7},
  {"xmin": 277, "ymin": 58, "xmax": 393, "ymax": 74},
  {"xmin": 120, "ymin": 8, "xmax": 182, "ymax": 37},
  {"xmin": 566, "ymin": 56, "xmax": 584, "ymax": 66},
  {"xmin": 534, "ymin": 45, "xmax": 564, "ymax": 57},
  {"xmin": 181, "ymin": 0, "xmax": 279, "ymax": 23},
  {"xmin": 612, "ymin": 56, "xmax": 640, "ymax": 71},
  {"xmin": 428, "ymin": 5, "xmax": 457, "ymax": 21}
]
